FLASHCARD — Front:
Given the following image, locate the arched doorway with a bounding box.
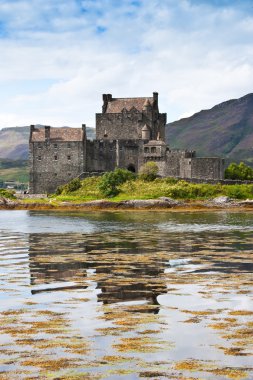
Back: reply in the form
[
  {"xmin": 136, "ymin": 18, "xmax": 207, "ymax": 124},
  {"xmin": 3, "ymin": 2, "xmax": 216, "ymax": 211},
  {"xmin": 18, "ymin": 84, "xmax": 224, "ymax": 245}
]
[{"xmin": 127, "ymin": 164, "xmax": 136, "ymax": 173}]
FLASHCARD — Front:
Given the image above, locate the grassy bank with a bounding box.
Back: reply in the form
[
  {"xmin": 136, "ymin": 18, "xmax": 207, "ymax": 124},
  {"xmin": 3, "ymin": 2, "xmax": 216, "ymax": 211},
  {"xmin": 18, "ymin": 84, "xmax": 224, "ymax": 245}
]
[{"xmin": 54, "ymin": 177, "xmax": 253, "ymax": 202}]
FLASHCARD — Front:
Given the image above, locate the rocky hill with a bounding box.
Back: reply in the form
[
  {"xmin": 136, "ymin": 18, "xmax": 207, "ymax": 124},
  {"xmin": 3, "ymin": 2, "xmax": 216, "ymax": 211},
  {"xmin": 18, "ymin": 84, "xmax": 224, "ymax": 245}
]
[
  {"xmin": 166, "ymin": 93, "xmax": 253, "ymax": 166},
  {"xmin": 0, "ymin": 125, "xmax": 96, "ymax": 160}
]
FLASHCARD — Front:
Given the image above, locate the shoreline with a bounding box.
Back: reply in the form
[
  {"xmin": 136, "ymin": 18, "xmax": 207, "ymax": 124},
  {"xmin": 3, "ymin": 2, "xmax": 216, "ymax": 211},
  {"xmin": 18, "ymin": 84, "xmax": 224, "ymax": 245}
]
[{"xmin": 1, "ymin": 197, "xmax": 253, "ymax": 212}]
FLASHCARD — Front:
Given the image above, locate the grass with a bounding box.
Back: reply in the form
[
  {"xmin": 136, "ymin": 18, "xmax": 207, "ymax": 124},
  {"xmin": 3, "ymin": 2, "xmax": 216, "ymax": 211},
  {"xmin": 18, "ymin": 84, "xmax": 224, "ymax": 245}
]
[
  {"xmin": 0, "ymin": 166, "xmax": 29, "ymax": 183},
  {"xmin": 53, "ymin": 176, "xmax": 253, "ymax": 202}
]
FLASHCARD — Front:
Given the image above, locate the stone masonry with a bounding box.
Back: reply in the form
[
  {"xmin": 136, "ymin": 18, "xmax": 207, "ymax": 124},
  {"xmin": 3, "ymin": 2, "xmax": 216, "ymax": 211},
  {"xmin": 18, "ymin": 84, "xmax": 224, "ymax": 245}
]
[{"xmin": 29, "ymin": 92, "xmax": 224, "ymax": 194}]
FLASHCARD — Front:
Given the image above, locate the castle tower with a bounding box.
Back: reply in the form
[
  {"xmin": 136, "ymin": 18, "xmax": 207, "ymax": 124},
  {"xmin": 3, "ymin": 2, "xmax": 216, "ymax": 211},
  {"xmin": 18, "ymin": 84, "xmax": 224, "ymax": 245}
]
[
  {"xmin": 96, "ymin": 92, "xmax": 167, "ymax": 140},
  {"xmin": 141, "ymin": 124, "xmax": 151, "ymax": 140}
]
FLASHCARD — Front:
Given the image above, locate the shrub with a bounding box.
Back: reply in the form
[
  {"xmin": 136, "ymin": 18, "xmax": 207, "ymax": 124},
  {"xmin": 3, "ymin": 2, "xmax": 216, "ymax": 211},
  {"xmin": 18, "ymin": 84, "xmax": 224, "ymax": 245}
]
[
  {"xmin": 66, "ymin": 178, "xmax": 81, "ymax": 192},
  {"xmin": 55, "ymin": 178, "xmax": 81, "ymax": 195},
  {"xmin": 224, "ymin": 184, "xmax": 253, "ymax": 199},
  {"xmin": 55, "ymin": 185, "xmax": 64, "ymax": 195},
  {"xmin": 98, "ymin": 168, "xmax": 135, "ymax": 197},
  {"xmin": 139, "ymin": 162, "xmax": 159, "ymax": 181},
  {"xmin": 0, "ymin": 188, "xmax": 16, "ymax": 199},
  {"xmin": 225, "ymin": 162, "xmax": 253, "ymax": 180},
  {"xmin": 164, "ymin": 177, "xmax": 179, "ymax": 185}
]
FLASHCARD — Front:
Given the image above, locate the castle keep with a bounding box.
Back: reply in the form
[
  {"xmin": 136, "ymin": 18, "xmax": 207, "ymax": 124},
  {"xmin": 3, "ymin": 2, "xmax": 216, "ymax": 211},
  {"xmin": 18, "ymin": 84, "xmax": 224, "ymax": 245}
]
[{"xmin": 29, "ymin": 92, "xmax": 224, "ymax": 194}]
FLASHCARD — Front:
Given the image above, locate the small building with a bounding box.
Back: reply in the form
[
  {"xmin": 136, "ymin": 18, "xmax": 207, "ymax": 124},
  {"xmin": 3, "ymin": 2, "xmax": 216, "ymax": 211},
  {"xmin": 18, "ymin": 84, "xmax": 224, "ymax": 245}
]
[{"xmin": 29, "ymin": 92, "xmax": 224, "ymax": 194}]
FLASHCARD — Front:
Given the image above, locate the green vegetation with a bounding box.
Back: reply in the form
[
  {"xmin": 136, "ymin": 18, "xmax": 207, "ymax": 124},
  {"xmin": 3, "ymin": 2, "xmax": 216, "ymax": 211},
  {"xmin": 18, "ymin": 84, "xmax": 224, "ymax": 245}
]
[
  {"xmin": 225, "ymin": 162, "xmax": 253, "ymax": 180},
  {"xmin": 56, "ymin": 178, "xmax": 82, "ymax": 195},
  {"xmin": 0, "ymin": 159, "xmax": 29, "ymax": 183},
  {"xmin": 0, "ymin": 159, "xmax": 28, "ymax": 169},
  {"xmin": 139, "ymin": 162, "xmax": 158, "ymax": 181},
  {"xmin": 54, "ymin": 171, "xmax": 253, "ymax": 202},
  {"xmin": 0, "ymin": 188, "xmax": 16, "ymax": 199},
  {"xmin": 98, "ymin": 168, "xmax": 136, "ymax": 197}
]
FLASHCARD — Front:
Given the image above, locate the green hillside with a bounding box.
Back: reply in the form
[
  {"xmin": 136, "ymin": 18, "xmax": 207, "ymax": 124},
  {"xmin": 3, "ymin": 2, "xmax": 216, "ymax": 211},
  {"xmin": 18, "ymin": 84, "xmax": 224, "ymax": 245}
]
[
  {"xmin": 0, "ymin": 159, "xmax": 29, "ymax": 184},
  {"xmin": 166, "ymin": 93, "xmax": 253, "ymax": 166}
]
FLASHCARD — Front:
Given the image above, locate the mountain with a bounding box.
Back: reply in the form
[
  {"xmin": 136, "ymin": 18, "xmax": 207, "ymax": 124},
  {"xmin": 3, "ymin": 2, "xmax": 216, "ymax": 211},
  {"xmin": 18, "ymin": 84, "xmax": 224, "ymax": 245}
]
[
  {"xmin": 0, "ymin": 125, "xmax": 96, "ymax": 160},
  {"xmin": 166, "ymin": 93, "xmax": 253, "ymax": 166},
  {"xmin": 0, "ymin": 126, "xmax": 30, "ymax": 160}
]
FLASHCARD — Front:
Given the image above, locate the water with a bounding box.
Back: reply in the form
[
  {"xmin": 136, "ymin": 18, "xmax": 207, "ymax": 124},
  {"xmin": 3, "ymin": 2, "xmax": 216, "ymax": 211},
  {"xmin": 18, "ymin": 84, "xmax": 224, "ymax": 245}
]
[{"xmin": 0, "ymin": 210, "xmax": 252, "ymax": 379}]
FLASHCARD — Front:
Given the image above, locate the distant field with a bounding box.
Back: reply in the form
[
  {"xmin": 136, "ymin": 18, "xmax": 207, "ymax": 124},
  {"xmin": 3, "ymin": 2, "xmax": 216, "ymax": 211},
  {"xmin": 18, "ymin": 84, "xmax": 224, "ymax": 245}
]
[{"xmin": 0, "ymin": 159, "xmax": 29, "ymax": 183}]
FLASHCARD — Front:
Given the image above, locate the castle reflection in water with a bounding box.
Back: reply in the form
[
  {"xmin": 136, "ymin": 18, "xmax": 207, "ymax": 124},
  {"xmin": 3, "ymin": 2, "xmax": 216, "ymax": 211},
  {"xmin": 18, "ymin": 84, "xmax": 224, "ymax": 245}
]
[{"xmin": 27, "ymin": 231, "xmax": 176, "ymax": 313}]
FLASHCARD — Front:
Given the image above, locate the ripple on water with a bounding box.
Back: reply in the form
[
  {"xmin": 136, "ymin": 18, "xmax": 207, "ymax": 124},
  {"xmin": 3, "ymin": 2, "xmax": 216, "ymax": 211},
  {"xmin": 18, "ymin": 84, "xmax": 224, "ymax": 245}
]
[{"xmin": 0, "ymin": 210, "xmax": 252, "ymax": 379}]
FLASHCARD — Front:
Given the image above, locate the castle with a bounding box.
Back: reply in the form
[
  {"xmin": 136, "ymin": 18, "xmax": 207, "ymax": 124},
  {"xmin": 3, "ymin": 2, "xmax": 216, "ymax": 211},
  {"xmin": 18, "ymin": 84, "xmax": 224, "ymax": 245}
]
[{"xmin": 29, "ymin": 92, "xmax": 224, "ymax": 194}]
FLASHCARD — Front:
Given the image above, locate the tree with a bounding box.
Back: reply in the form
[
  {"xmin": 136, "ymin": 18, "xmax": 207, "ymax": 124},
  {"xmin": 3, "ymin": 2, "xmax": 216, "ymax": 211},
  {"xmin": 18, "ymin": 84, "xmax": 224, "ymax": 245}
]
[
  {"xmin": 139, "ymin": 161, "xmax": 159, "ymax": 181},
  {"xmin": 225, "ymin": 162, "xmax": 253, "ymax": 180},
  {"xmin": 99, "ymin": 168, "xmax": 135, "ymax": 197}
]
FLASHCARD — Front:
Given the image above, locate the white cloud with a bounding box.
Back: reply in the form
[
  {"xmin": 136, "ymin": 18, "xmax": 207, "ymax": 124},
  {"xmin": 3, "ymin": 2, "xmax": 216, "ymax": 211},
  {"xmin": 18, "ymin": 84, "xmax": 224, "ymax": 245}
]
[{"xmin": 0, "ymin": 0, "xmax": 253, "ymax": 128}]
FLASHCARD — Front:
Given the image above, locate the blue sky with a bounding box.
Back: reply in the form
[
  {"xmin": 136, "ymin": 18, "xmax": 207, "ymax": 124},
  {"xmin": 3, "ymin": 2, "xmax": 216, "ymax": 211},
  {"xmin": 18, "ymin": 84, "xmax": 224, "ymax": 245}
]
[{"xmin": 0, "ymin": 0, "xmax": 253, "ymax": 128}]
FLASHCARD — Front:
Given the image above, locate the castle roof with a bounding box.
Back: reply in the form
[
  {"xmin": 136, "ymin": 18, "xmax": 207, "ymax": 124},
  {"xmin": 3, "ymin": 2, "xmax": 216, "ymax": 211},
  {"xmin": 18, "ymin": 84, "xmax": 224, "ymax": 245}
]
[
  {"xmin": 143, "ymin": 98, "xmax": 151, "ymax": 108},
  {"xmin": 142, "ymin": 124, "xmax": 150, "ymax": 131},
  {"xmin": 31, "ymin": 127, "xmax": 84, "ymax": 142},
  {"xmin": 106, "ymin": 97, "xmax": 153, "ymax": 113}
]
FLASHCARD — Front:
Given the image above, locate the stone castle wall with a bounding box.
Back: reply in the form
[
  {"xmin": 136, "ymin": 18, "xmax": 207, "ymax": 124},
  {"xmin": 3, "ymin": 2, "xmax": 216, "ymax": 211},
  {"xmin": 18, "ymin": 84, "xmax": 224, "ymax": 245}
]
[
  {"xmin": 96, "ymin": 110, "xmax": 144, "ymax": 140},
  {"xmin": 96, "ymin": 102, "xmax": 166, "ymax": 141},
  {"xmin": 191, "ymin": 157, "xmax": 224, "ymax": 180},
  {"xmin": 29, "ymin": 140, "xmax": 84, "ymax": 194}
]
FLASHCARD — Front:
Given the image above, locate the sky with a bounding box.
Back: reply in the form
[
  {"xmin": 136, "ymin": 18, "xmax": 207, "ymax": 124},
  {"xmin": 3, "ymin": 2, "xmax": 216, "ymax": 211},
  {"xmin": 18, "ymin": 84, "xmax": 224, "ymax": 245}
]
[{"xmin": 0, "ymin": 0, "xmax": 253, "ymax": 128}]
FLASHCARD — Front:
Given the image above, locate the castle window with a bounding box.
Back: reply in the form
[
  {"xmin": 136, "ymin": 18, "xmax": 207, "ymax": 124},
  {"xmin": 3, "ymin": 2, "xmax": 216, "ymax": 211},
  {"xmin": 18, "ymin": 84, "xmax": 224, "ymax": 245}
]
[
  {"xmin": 54, "ymin": 155, "xmax": 58, "ymax": 160},
  {"xmin": 54, "ymin": 173, "xmax": 57, "ymax": 176},
  {"xmin": 144, "ymin": 147, "xmax": 149, "ymax": 153},
  {"xmin": 54, "ymin": 143, "xmax": 58, "ymax": 149},
  {"xmin": 38, "ymin": 156, "xmax": 41, "ymax": 161},
  {"xmin": 151, "ymin": 147, "xmax": 156, "ymax": 153},
  {"xmin": 67, "ymin": 143, "xmax": 71, "ymax": 148},
  {"xmin": 38, "ymin": 143, "xmax": 42, "ymax": 149},
  {"xmin": 67, "ymin": 155, "xmax": 71, "ymax": 160}
]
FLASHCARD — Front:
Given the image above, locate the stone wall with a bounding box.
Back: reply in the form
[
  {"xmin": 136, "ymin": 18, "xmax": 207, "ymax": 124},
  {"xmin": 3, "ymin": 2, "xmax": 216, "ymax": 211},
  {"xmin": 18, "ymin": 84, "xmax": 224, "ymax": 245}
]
[
  {"xmin": 86, "ymin": 139, "xmax": 143, "ymax": 174},
  {"xmin": 117, "ymin": 140, "xmax": 144, "ymax": 172},
  {"xmin": 86, "ymin": 140, "xmax": 117, "ymax": 172},
  {"xmin": 29, "ymin": 141, "xmax": 84, "ymax": 194},
  {"xmin": 143, "ymin": 150, "xmax": 225, "ymax": 180},
  {"xmin": 96, "ymin": 110, "xmax": 166, "ymax": 141},
  {"xmin": 175, "ymin": 178, "xmax": 253, "ymax": 185},
  {"xmin": 191, "ymin": 157, "xmax": 224, "ymax": 180},
  {"xmin": 96, "ymin": 110, "xmax": 144, "ymax": 140}
]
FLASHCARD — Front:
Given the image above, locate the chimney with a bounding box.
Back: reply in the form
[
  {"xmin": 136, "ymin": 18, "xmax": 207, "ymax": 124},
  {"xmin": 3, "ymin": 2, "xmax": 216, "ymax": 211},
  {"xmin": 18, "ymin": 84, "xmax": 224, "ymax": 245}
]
[
  {"xmin": 153, "ymin": 92, "xmax": 158, "ymax": 104},
  {"xmin": 82, "ymin": 123, "xmax": 86, "ymax": 140},
  {"xmin": 102, "ymin": 94, "xmax": 112, "ymax": 113},
  {"xmin": 45, "ymin": 126, "xmax": 50, "ymax": 141},
  {"xmin": 29, "ymin": 125, "xmax": 35, "ymax": 142}
]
